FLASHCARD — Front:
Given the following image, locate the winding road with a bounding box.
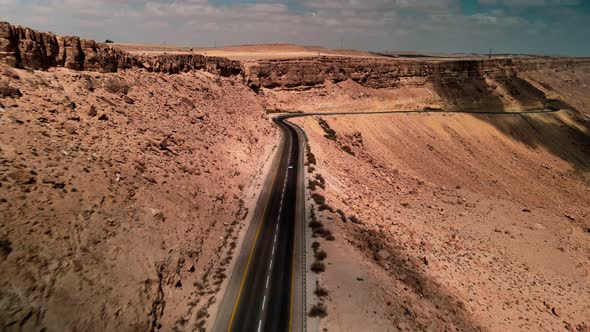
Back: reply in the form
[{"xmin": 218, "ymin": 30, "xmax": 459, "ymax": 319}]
[{"xmin": 213, "ymin": 108, "xmax": 563, "ymax": 332}]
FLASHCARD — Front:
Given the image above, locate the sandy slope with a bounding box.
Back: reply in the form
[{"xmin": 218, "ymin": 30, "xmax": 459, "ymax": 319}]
[
  {"xmin": 284, "ymin": 65, "xmax": 590, "ymax": 331},
  {"xmin": 294, "ymin": 110, "xmax": 590, "ymax": 332},
  {"xmin": 0, "ymin": 65, "xmax": 276, "ymax": 331}
]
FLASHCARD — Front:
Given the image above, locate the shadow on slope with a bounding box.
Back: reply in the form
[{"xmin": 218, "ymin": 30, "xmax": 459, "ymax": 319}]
[
  {"xmin": 432, "ymin": 61, "xmax": 590, "ymax": 172},
  {"xmin": 349, "ymin": 226, "xmax": 486, "ymax": 331}
]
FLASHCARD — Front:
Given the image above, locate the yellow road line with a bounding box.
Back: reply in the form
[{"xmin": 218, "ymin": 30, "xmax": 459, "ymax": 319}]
[{"xmin": 226, "ymin": 144, "xmax": 282, "ymax": 332}]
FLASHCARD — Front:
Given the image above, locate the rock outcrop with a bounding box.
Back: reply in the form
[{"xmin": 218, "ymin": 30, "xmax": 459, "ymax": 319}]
[
  {"xmin": 0, "ymin": 21, "xmax": 242, "ymax": 76},
  {"xmin": 244, "ymin": 57, "xmax": 590, "ymax": 90}
]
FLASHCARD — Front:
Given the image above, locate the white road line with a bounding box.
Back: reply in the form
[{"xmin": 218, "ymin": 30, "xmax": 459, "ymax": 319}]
[
  {"xmin": 272, "ymin": 245, "xmax": 275, "ymax": 255},
  {"xmin": 276, "ymin": 223, "xmax": 279, "ymax": 231},
  {"xmin": 274, "ymin": 233, "xmax": 277, "ymax": 242},
  {"xmin": 269, "ymin": 258, "xmax": 273, "ymax": 268},
  {"xmin": 258, "ymin": 320, "xmax": 262, "ymax": 332},
  {"xmin": 266, "ymin": 274, "xmax": 270, "ymax": 288},
  {"xmin": 262, "ymin": 296, "xmax": 266, "ymax": 310}
]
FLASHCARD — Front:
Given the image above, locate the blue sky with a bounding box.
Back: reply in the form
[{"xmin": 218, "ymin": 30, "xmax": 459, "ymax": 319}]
[{"xmin": 2, "ymin": 0, "xmax": 589, "ymax": 55}]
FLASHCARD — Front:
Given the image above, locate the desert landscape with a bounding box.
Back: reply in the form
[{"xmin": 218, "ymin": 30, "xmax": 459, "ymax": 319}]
[{"xmin": 1, "ymin": 13, "xmax": 590, "ymax": 332}]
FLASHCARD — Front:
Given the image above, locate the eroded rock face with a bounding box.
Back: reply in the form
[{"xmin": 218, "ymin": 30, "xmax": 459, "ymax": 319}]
[
  {"xmin": 0, "ymin": 21, "xmax": 243, "ymax": 76},
  {"xmin": 244, "ymin": 56, "xmax": 590, "ymax": 91}
]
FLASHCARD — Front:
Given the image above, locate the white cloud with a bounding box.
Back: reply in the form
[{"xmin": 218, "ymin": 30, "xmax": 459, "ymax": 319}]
[{"xmin": 1, "ymin": 0, "xmax": 588, "ymax": 55}]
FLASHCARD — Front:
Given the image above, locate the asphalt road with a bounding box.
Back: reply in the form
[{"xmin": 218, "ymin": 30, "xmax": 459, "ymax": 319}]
[
  {"xmin": 213, "ymin": 107, "xmax": 564, "ymax": 332},
  {"xmin": 214, "ymin": 116, "xmax": 304, "ymax": 332}
]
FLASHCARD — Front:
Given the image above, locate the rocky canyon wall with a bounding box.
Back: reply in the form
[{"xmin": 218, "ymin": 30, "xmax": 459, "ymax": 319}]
[
  {"xmin": 244, "ymin": 57, "xmax": 590, "ymax": 90},
  {"xmin": 0, "ymin": 22, "xmax": 242, "ymax": 76}
]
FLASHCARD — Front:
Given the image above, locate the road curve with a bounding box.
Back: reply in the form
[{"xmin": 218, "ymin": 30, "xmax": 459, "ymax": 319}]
[{"xmin": 213, "ymin": 107, "xmax": 564, "ymax": 332}]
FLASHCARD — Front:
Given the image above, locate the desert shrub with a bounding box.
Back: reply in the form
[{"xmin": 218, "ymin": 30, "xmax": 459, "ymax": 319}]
[
  {"xmin": 318, "ymin": 118, "xmax": 337, "ymax": 141},
  {"xmin": 318, "ymin": 204, "xmax": 334, "ymax": 213},
  {"xmin": 307, "ymin": 165, "xmax": 315, "ymax": 173},
  {"xmin": 105, "ymin": 39, "xmax": 114, "ymax": 43},
  {"xmin": 311, "ymin": 193, "xmax": 326, "ymax": 205},
  {"xmin": 310, "ymin": 262, "xmax": 325, "ymax": 273},
  {"xmin": 104, "ymin": 77, "xmax": 130, "ymax": 95},
  {"xmin": 308, "ymin": 180, "xmax": 318, "ymax": 191},
  {"xmin": 313, "ymin": 227, "xmax": 332, "ymax": 239},
  {"xmin": 1, "ymin": 66, "xmax": 19, "ymax": 79},
  {"xmin": 314, "ymin": 286, "xmax": 329, "ymax": 297},
  {"xmin": 306, "ymin": 150, "xmax": 317, "ymax": 165},
  {"xmin": 315, "ymin": 174, "xmax": 325, "ymax": 185},
  {"xmin": 309, "ymin": 303, "xmax": 328, "ymax": 318},
  {"xmin": 341, "ymin": 145, "xmax": 355, "ymax": 156},
  {"xmin": 309, "ymin": 220, "xmax": 322, "ymax": 229},
  {"xmin": 81, "ymin": 76, "xmax": 94, "ymax": 92},
  {"xmin": 0, "ymin": 239, "xmax": 12, "ymax": 257},
  {"xmin": 311, "ymin": 241, "xmax": 320, "ymax": 251},
  {"xmin": 326, "ymin": 234, "xmax": 336, "ymax": 241},
  {"xmin": 315, "ymin": 250, "xmax": 327, "ymax": 261},
  {"xmin": 0, "ymin": 80, "xmax": 22, "ymax": 98},
  {"xmin": 349, "ymin": 215, "xmax": 361, "ymax": 224},
  {"xmin": 336, "ymin": 209, "xmax": 346, "ymax": 222}
]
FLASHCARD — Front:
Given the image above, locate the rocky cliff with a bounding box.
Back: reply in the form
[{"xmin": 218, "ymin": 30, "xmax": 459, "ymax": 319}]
[
  {"xmin": 0, "ymin": 22, "xmax": 242, "ymax": 76},
  {"xmin": 244, "ymin": 58, "xmax": 522, "ymax": 90},
  {"xmin": 244, "ymin": 57, "xmax": 590, "ymax": 91}
]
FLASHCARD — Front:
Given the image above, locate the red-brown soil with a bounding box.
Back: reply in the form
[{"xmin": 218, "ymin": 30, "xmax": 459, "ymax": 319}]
[{"xmin": 0, "ymin": 65, "xmax": 276, "ymax": 331}]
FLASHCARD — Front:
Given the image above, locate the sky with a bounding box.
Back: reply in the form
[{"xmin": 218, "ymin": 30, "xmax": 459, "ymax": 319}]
[{"xmin": 1, "ymin": 0, "xmax": 589, "ymax": 56}]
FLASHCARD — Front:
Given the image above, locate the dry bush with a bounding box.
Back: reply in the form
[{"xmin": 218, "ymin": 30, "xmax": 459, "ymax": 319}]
[
  {"xmin": 341, "ymin": 145, "xmax": 355, "ymax": 156},
  {"xmin": 349, "ymin": 215, "xmax": 362, "ymax": 224},
  {"xmin": 311, "ymin": 241, "xmax": 320, "ymax": 251},
  {"xmin": 309, "ymin": 303, "xmax": 328, "ymax": 317},
  {"xmin": 104, "ymin": 77, "xmax": 131, "ymax": 95},
  {"xmin": 310, "ymin": 262, "xmax": 326, "ymax": 273},
  {"xmin": 314, "ymin": 286, "xmax": 329, "ymax": 298},
  {"xmin": 315, "ymin": 250, "xmax": 327, "ymax": 261},
  {"xmin": 0, "ymin": 80, "xmax": 22, "ymax": 98},
  {"xmin": 311, "ymin": 193, "xmax": 326, "ymax": 205},
  {"xmin": 336, "ymin": 209, "xmax": 346, "ymax": 222},
  {"xmin": 318, "ymin": 118, "xmax": 337, "ymax": 141},
  {"xmin": 309, "ymin": 220, "xmax": 323, "ymax": 229},
  {"xmin": 1, "ymin": 66, "xmax": 19, "ymax": 79}
]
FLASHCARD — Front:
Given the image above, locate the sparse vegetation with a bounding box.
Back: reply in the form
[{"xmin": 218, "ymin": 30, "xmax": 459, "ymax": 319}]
[
  {"xmin": 311, "ymin": 261, "xmax": 326, "ymax": 273},
  {"xmin": 104, "ymin": 77, "xmax": 131, "ymax": 95},
  {"xmin": 311, "ymin": 193, "xmax": 326, "ymax": 205},
  {"xmin": 312, "ymin": 242, "xmax": 320, "ymax": 252},
  {"xmin": 318, "ymin": 118, "xmax": 337, "ymax": 141},
  {"xmin": 336, "ymin": 209, "xmax": 346, "ymax": 222},
  {"xmin": 306, "ymin": 150, "xmax": 317, "ymax": 166},
  {"xmin": 309, "ymin": 303, "xmax": 328, "ymax": 317},
  {"xmin": 341, "ymin": 145, "xmax": 355, "ymax": 156},
  {"xmin": 309, "ymin": 220, "xmax": 322, "ymax": 228},
  {"xmin": 315, "ymin": 250, "xmax": 327, "ymax": 261},
  {"xmin": 105, "ymin": 39, "xmax": 114, "ymax": 43},
  {"xmin": 349, "ymin": 215, "xmax": 362, "ymax": 224},
  {"xmin": 314, "ymin": 286, "xmax": 329, "ymax": 297},
  {"xmin": 0, "ymin": 80, "xmax": 22, "ymax": 98}
]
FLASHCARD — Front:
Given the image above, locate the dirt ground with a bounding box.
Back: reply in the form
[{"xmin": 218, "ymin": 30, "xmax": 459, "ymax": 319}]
[
  {"xmin": 110, "ymin": 43, "xmax": 382, "ymax": 61},
  {"xmin": 291, "ymin": 70, "xmax": 590, "ymax": 331},
  {"xmin": 295, "ymin": 111, "xmax": 590, "ymax": 331},
  {"xmin": 0, "ymin": 65, "xmax": 277, "ymax": 331}
]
